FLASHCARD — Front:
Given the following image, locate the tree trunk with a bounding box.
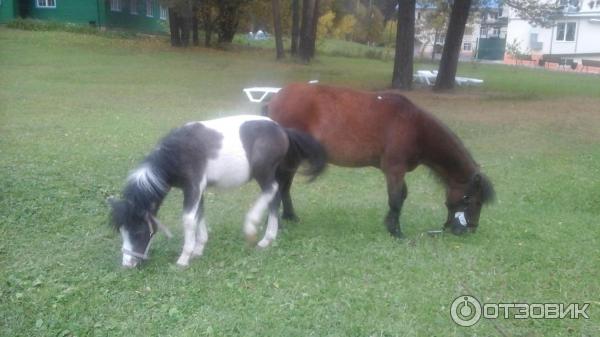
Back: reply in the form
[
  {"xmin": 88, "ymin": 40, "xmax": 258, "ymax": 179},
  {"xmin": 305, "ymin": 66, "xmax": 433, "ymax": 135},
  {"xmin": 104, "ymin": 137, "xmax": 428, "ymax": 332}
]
[
  {"xmin": 299, "ymin": 0, "xmax": 315, "ymax": 62},
  {"xmin": 200, "ymin": 2, "xmax": 214, "ymax": 47},
  {"xmin": 192, "ymin": 6, "xmax": 199, "ymax": 46},
  {"xmin": 217, "ymin": 2, "xmax": 241, "ymax": 44},
  {"xmin": 169, "ymin": 8, "xmax": 181, "ymax": 47},
  {"xmin": 432, "ymin": 29, "xmax": 440, "ymax": 61},
  {"xmin": 180, "ymin": 15, "xmax": 191, "ymax": 47},
  {"xmin": 434, "ymin": 0, "xmax": 472, "ymax": 91},
  {"xmin": 392, "ymin": 0, "xmax": 416, "ymax": 90},
  {"xmin": 308, "ymin": 0, "xmax": 319, "ymax": 59},
  {"xmin": 272, "ymin": 0, "xmax": 285, "ymax": 59},
  {"xmin": 291, "ymin": 0, "xmax": 300, "ymax": 55}
]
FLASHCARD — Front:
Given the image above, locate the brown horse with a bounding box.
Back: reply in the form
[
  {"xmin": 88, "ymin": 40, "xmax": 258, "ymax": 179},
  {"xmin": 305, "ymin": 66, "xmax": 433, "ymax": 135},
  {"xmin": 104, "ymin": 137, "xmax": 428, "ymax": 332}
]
[{"xmin": 266, "ymin": 83, "xmax": 495, "ymax": 237}]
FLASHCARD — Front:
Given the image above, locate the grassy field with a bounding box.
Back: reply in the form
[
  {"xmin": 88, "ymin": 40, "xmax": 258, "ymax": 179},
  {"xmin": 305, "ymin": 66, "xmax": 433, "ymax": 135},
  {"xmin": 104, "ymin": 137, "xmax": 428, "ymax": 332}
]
[{"xmin": 1, "ymin": 27, "xmax": 599, "ymax": 336}]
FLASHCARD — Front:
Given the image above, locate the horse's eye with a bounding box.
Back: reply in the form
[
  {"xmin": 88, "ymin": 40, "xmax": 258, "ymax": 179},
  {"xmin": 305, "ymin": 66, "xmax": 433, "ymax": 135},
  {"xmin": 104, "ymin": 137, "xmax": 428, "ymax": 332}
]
[{"xmin": 463, "ymin": 195, "xmax": 471, "ymax": 202}]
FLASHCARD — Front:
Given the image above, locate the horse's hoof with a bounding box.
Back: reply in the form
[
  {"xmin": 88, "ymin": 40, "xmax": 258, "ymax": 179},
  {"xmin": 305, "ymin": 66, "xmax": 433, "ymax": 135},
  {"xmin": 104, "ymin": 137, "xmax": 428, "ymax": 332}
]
[
  {"xmin": 450, "ymin": 225, "xmax": 468, "ymax": 236},
  {"xmin": 256, "ymin": 239, "xmax": 270, "ymax": 249},
  {"xmin": 282, "ymin": 213, "xmax": 299, "ymax": 222},
  {"xmin": 390, "ymin": 231, "xmax": 405, "ymax": 239},
  {"xmin": 245, "ymin": 233, "xmax": 258, "ymax": 245}
]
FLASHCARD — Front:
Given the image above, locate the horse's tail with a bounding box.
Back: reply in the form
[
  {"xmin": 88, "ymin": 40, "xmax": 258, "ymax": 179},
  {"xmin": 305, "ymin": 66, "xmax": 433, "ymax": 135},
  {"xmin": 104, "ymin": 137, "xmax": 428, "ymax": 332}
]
[{"xmin": 282, "ymin": 128, "xmax": 327, "ymax": 181}]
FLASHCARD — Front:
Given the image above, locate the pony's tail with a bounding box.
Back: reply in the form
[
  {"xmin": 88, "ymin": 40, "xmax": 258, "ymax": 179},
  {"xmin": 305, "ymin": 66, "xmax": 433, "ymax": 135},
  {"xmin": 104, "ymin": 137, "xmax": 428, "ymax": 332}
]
[{"xmin": 282, "ymin": 128, "xmax": 327, "ymax": 181}]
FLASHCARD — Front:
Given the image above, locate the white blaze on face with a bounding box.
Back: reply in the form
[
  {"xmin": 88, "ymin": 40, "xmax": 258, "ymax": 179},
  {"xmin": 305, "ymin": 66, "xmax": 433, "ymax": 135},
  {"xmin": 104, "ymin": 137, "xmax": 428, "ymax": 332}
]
[
  {"xmin": 454, "ymin": 211, "xmax": 467, "ymax": 226},
  {"xmin": 120, "ymin": 227, "xmax": 138, "ymax": 268}
]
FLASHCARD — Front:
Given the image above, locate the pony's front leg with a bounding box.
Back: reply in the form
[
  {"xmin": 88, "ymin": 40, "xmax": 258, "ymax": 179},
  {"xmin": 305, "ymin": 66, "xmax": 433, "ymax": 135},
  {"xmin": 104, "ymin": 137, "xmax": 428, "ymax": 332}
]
[
  {"xmin": 258, "ymin": 190, "xmax": 282, "ymax": 248},
  {"xmin": 176, "ymin": 212, "xmax": 198, "ymax": 267},
  {"xmin": 177, "ymin": 181, "xmax": 205, "ymax": 267},
  {"xmin": 244, "ymin": 183, "xmax": 278, "ymax": 244}
]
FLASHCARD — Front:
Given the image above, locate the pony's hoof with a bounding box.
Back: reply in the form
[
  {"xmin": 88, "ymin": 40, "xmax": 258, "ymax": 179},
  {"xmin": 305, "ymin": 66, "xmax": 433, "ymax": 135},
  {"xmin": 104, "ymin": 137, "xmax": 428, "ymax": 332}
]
[
  {"xmin": 245, "ymin": 233, "xmax": 258, "ymax": 245},
  {"xmin": 390, "ymin": 231, "xmax": 405, "ymax": 239},
  {"xmin": 450, "ymin": 225, "xmax": 468, "ymax": 236},
  {"xmin": 176, "ymin": 256, "xmax": 190, "ymax": 268},
  {"xmin": 257, "ymin": 239, "xmax": 271, "ymax": 249},
  {"xmin": 282, "ymin": 213, "xmax": 299, "ymax": 222},
  {"xmin": 192, "ymin": 246, "xmax": 205, "ymax": 258}
]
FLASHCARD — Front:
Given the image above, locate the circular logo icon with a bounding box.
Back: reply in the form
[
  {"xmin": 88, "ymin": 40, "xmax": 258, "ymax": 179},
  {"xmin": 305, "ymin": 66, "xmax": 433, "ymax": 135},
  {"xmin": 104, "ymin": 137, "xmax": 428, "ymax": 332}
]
[{"xmin": 450, "ymin": 295, "xmax": 482, "ymax": 327}]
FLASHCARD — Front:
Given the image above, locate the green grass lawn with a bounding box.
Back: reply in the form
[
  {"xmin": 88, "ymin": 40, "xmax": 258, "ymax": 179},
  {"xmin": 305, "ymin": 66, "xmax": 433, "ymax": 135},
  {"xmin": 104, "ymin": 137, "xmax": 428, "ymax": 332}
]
[{"xmin": 1, "ymin": 28, "xmax": 599, "ymax": 336}]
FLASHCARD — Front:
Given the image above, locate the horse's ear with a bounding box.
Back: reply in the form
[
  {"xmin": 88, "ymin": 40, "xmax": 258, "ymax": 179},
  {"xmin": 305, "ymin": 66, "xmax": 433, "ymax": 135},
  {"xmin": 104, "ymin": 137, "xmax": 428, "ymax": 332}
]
[
  {"xmin": 476, "ymin": 173, "xmax": 496, "ymax": 204},
  {"xmin": 106, "ymin": 195, "xmax": 118, "ymax": 208}
]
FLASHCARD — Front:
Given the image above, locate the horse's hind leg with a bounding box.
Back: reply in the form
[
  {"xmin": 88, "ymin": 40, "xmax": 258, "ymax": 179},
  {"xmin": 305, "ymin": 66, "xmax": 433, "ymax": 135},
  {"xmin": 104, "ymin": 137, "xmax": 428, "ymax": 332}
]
[
  {"xmin": 276, "ymin": 165, "xmax": 299, "ymax": 221},
  {"xmin": 258, "ymin": 190, "xmax": 282, "ymax": 248},
  {"xmin": 192, "ymin": 196, "xmax": 208, "ymax": 257},
  {"xmin": 383, "ymin": 164, "xmax": 408, "ymax": 238},
  {"xmin": 244, "ymin": 182, "xmax": 279, "ymax": 244}
]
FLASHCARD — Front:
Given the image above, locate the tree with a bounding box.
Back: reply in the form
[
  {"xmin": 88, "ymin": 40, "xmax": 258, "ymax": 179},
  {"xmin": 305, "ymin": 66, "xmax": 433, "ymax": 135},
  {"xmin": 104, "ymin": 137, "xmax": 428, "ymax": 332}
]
[
  {"xmin": 272, "ymin": 0, "xmax": 285, "ymax": 59},
  {"xmin": 299, "ymin": 0, "xmax": 316, "ymax": 62},
  {"xmin": 433, "ymin": 0, "xmax": 472, "ymax": 90},
  {"xmin": 308, "ymin": 0, "xmax": 320, "ymax": 58},
  {"xmin": 414, "ymin": 0, "xmax": 449, "ymax": 60},
  {"xmin": 503, "ymin": 0, "xmax": 562, "ymax": 27},
  {"xmin": 392, "ymin": 0, "xmax": 416, "ymax": 90},
  {"xmin": 291, "ymin": 0, "xmax": 301, "ymax": 54},
  {"xmin": 216, "ymin": 0, "xmax": 250, "ymax": 44},
  {"xmin": 165, "ymin": 0, "xmax": 194, "ymax": 47},
  {"xmin": 199, "ymin": 0, "xmax": 217, "ymax": 47}
]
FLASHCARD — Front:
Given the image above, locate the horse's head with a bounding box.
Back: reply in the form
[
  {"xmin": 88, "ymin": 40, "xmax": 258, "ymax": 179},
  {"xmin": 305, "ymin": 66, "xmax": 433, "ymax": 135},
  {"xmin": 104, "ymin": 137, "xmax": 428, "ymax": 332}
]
[
  {"xmin": 109, "ymin": 197, "xmax": 162, "ymax": 268},
  {"xmin": 444, "ymin": 173, "xmax": 495, "ymax": 235}
]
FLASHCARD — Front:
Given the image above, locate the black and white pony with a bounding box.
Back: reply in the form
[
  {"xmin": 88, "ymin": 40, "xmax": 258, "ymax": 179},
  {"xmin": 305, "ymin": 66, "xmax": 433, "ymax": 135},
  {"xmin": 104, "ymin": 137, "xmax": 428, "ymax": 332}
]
[{"xmin": 109, "ymin": 115, "xmax": 326, "ymax": 268}]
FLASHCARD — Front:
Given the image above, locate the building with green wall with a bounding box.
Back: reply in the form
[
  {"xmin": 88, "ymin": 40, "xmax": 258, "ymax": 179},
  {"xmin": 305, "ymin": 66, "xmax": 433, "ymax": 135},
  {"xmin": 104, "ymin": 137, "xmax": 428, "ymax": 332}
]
[
  {"xmin": 0, "ymin": 0, "xmax": 17, "ymax": 23},
  {"xmin": 0, "ymin": 0, "xmax": 167, "ymax": 33}
]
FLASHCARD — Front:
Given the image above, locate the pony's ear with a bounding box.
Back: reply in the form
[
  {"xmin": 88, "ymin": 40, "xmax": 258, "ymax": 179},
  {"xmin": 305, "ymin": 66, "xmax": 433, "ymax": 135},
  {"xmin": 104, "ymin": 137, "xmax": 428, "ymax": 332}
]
[
  {"xmin": 475, "ymin": 173, "xmax": 496, "ymax": 204},
  {"xmin": 106, "ymin": 195, "xmax": 118, "ymax": 207},
  {"xmin": 109, "ymin": 198, "xmax": 130, "ymax": 230}
]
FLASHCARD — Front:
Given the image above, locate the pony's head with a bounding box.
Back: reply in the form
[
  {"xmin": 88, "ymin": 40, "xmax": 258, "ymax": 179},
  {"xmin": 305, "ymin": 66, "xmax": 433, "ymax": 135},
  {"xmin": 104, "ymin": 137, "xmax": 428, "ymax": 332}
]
[
  {"xmin": 109, "ymin": 196, "xmax": 163, "ymax": 268},
  {"xmin": 444, "ymin": 173, "xmax": 495, "ymax": 235}
]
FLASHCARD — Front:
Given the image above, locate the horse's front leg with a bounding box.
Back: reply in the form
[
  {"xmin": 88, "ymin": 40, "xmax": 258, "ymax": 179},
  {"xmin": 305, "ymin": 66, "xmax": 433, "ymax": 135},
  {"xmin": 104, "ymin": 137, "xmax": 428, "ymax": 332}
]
[
  {"xmin": 244, "ymin": 182, "xmax": 278, "ymax": 244},
  {"xmin": 383, "ymin": 164, "xmax": 408, "ymax": 238},
  {"xmin": 177, "ymin": 180, "xmax": 205, "ymax": 267},
  {"xmin": 257, "ymin": 190, "xmax": 282, "ymax": 248},
  {"xmin": 192, "ymin": 197, "xmax": 208, "ymax": 258}
]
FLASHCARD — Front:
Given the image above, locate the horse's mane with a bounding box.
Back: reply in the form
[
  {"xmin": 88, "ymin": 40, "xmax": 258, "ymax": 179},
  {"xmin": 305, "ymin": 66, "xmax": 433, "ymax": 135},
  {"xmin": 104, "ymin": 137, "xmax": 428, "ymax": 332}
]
[{"xmin": 383, "ymin": 92, "xmax": 485, "ymax": 188}]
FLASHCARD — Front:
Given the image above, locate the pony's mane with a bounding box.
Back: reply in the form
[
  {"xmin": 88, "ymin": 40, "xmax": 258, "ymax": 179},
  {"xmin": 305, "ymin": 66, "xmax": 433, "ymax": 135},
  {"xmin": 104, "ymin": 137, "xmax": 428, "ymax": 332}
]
[
  {"xmin": 109, "ymin": 138, "xmax": 173, "ymax": 231},
  {"xmin": 417, "ymin": 105, "xmax": 478, "ymax": 184},
  {"xmin": 383, "ymin": 92, "xmax": 488, "ymax": 193}
]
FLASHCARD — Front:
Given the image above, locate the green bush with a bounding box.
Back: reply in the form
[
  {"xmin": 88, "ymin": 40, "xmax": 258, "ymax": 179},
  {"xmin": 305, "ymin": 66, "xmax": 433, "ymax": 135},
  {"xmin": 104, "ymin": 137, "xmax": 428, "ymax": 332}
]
[{"xmin": 6, "ymin": 18, "xmax": 136, "ymax": 38}]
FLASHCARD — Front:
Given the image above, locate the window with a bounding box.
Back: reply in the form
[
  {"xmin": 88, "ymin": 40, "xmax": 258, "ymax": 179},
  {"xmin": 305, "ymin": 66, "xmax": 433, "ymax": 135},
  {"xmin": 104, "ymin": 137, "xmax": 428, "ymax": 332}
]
[
  {"xmin": 556, "ymin": 22, "xmax": 576, "ymax": 41},
  {"xmin": 463, "ymin": 42, "xmax": 472, "ymax": 51},
  {"xmin": 110, "ymin": 0, "xmax": 121, "ymax": 11},
  {"xmin": 160, "ymin": 5, "xmax": 167, "ymax": 20},
  {"xmin": 37, "ymin": 0, "xmax": 56, "ymax": 8},
  {"xmin": 146, "ymin": 0, "xmax": 153, "ymax": 17},
  {"xmin": 480, "ymin": 27, "xmax": 487, "ymax": 38},
  {"xmin": 130, "ymin": 0, "xmax": 137, "ymax": 14}
]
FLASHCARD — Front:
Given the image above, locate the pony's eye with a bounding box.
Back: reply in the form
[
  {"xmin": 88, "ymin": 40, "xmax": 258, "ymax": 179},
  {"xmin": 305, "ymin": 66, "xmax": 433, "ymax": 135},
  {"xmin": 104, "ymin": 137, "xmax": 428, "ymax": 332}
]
[{"xmin": 463, "ymin": 195, "xmax": 471, "ymax": 202}]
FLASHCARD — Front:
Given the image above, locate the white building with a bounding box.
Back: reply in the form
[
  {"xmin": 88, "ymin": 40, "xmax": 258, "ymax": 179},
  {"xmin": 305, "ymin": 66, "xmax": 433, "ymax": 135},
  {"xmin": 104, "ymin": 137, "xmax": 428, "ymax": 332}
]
[
  {"xmin": 415, "ymin": 6, "xmax": 508, "ymax": 60},
  {"xmin": 505, "ymin": 0, "xmax": 600, "ymax": 64}
]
